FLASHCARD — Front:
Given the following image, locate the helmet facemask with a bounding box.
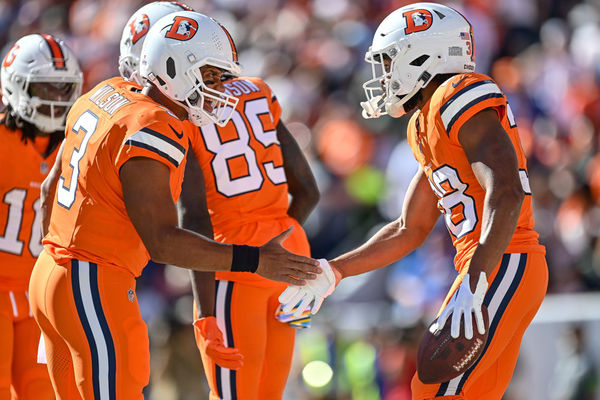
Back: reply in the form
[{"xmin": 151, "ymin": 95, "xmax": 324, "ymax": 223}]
[
  {"xmin": 361, "ymin": 4, "xmax": 477, "ymax": 119},
  {"xmin": 4, "ymin": 65, "xmax": 82, "ymax": 133},
  {"xmin": 362, "ymin": 39, "xmax": 439, "ymax": 119},
  {"xmin": 179, "ymin": 57, "xmax": 240, "ymax": 127},
  {"xmin": 1, "ymin": 34, "xmax": 82, "ymax": 134},
  {"xmin": 118, "ymin": 53, "xmax": 141, "ymax": 86}
]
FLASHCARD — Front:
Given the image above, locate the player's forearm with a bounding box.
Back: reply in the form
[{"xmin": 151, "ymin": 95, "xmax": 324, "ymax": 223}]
[
  {"xmin": 288, "ymin": 191, "xmax": 319, "ymax": 224},
  {"xmin": 278, "ymin": 120, "xmax": 320, "ymax": 224},
  {"xmin": 181, "ymin": 205, "xmax": 217, "ymax": 317},
  {"xmin": 40, "ymin": 143, "xmax": 63, "ymax": 237},
  {"xmin": 40, "ymin": 174, "xmax": 58, "ymax": 237},
  {"xmin": 468, "ymin": 184, "xmax": 524, "ymax": 287},
  {"xmin": 330, "ymin": 219, "xmax": 428, "ymax": 278},
  {"xmin": 190, "ymin": 270, "xmax": 216, "ymax": 318},
  {"xmin": 146, "ymin": 225, "xmax": 234, "ymax": 271}
]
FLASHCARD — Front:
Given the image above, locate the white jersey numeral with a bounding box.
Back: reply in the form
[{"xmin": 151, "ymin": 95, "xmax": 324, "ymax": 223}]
[
  {"xmin": 429, "ymin": 165, "xmax": 478, "ymax": 238},
  {"xmin": 0, "ymin": 188, "xmax": 43, "ymax": 257},
  {"xmin": 58, "ymin": 110, "xmax": 99, "ymax": 209},
  {"xmin": 200, "ymin": 97, "xmax": 286, "ymax": 197}
]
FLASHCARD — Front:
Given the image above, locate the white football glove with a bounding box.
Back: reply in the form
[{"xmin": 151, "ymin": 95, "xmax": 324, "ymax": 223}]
[
  {"xmin": 278, "ymin": 259, "xmax": 336, "ymax": 318},
  {"xmin": 435, "ymin": 272, "xmax": 488, "ymax": 340}
]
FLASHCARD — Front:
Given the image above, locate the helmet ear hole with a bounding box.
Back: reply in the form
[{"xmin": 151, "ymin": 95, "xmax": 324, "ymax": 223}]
[
  {"xmin": 166, "ymin": 57, "xmax": 176, "ymax": 79},
  {"xmin": 410, "ymin": 55, "xmax": 430, "ymax": 66}
]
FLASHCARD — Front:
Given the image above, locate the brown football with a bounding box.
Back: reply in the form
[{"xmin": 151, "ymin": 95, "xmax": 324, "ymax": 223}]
[{"xmin": 417, "ymin": 305, "xmax": 489, "ymax": 384}]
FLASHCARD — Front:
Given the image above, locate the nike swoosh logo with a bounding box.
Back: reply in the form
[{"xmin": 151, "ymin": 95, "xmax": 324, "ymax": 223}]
[
  {"xmin": 169, "ymin": 124, "xmax": 184, "ymax": 139},
  {"xmin": 452, "ymin": 76, "xmax": 467, "ymax": 88}
]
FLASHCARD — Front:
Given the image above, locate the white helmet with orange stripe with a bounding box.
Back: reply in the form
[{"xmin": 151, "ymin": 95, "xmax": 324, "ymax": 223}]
[
  {"xmin": 119, "ymin": 1, "xmax": 193, "ymax": 86},
  {"xmin": 361, "ymin": 2, "xmax": 476, "ymax": 119},
  {"xmin": 140, "ymin": 11, "xmax": 242, "ymax": 127},
  {"xmin": 1, "ymin": 34, "xmax": 82, "ymax": 133}
]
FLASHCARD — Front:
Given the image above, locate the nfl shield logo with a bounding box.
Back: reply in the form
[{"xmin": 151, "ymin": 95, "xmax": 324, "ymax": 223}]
[{"xmin": 127, "ymin": 289, "xmax": 135, "ymax": 302}]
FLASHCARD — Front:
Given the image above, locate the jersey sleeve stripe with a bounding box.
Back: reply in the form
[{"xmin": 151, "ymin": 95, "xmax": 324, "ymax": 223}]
[
  {"xmin": 139, "ymin": 127, "xmax": 186, "ymax": 153},
  {"xmin": 441, "ymin": 82, "xmax": 503, "ymax": 131},
  {"xmin": 124, "ymin": 141, "xmax": 182, "ymax": 167},
  {"xmin": 124, "ymin": 128, "xmax": 186, "ymax": 167},
  {"xmin": 445, "ymin": 93, "xmax": 504, "ymax": 134},
  {"xmin": 439, "ymin": 80, "xmax": 494, "ymax": 115}
]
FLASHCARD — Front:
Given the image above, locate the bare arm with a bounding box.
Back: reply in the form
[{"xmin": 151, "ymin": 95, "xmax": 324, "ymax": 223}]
[
  {"xmin": 277, "ymin": 121, "xmax": 319, "ymax": 224},
  {"xmin": 40, "ymin": 142, "xmax": 64, "ymax": 237},
  {"xmin": 458, "ymin": 108, "xmax": 525, "ymax": 290},
  {"xmin": 120, "ymin": 157, "xmax": 320, "ymax": 283},
  {"xmin": 178, "ymin": 150, "xmax": 216, "ymax": 318},
  {"xmin": 330, "ymin": 167, "xmax": 440, "ymax": 278}
]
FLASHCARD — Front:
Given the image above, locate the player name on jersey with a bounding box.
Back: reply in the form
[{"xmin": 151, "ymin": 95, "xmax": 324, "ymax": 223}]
[
  {"xmin": 224, "ymin": 79, "xmax": 260, "ymax": 96},
  {"xmin": 88, "ymin": 84, "xmax": 131, "ymax": 115}
]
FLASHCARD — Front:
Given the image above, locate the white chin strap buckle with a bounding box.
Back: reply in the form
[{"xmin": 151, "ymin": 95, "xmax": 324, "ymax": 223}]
[
  {"xmin": 360, "ymin": 94, "xmax": 385, "ymax": 119},
  {"xmin": 385, "ymin": 99, "xmax": 405, "ymax": 118}
]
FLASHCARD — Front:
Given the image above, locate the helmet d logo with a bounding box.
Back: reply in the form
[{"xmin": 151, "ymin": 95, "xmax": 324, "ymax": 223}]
[
  {"xmin": 403, "ymin": 9, "xmax": 433, "ymax": 34},
  {"xmin": 2, "ymin": 44, "xmax": 20, "ymax": 67},
  {"xmin": 165, "ymin": 16, "xmax": 199, "ymax": 41},
  {"xmin": 130, "ymin": 14, "xmax": 150, "ymax": 45}
]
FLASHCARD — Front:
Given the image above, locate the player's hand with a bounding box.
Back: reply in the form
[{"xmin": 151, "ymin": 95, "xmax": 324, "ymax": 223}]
[
  {"xmin": 256, "ymin": 226, "xmax": 321, "ymax": 285},
  {"xmin": 278, "ymin": 259, "xmax": 338, "ymax": 318},
  {"xmin": 193, "ymin": 317, "xmax": 243, "ymax": 370},
  {"xmin": 436, "ymin": 272, "xmax": 488, "ymax": 340}
]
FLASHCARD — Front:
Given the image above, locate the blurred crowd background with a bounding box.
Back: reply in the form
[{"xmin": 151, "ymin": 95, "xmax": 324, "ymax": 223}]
[{"xmin": 2, "ymin": 0, "xmax": 600, "ymax": 398}]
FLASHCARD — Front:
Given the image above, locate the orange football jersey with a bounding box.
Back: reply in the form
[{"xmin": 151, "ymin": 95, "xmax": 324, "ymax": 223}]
[
  {"xmin": 0, "ymin": 125, "xmax": 57, "ymax": 290},
  {"xmin": 43, "ymin": 77, "xmax": 190, "ymax": 277},
  {"xmin": 407, "ymin": 72, "xmax": 545, "ymax": 272},
  {"xmin": 190, "ymin": 77, "xmax": 301, "ymax": 285}
]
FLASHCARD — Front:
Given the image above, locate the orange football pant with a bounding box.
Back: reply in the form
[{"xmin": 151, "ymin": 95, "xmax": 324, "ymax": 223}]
[
  {"xmin": 411, "ymin": 252, "xmax": 548, "ymax": 399},
  {"xmin": 29, "ymin": 250, "xmax": 150, "ymax": 400},
  {"xmin": 0, "ymin": 289, "xmax": 53, "ymax": 400},
  {"xmin": 195, "ymin": 281, "xmax": 296, "ymax": 400},
  {"xmin": 196, "ymin": 217, "xmax": 310, "ymax": 400}
]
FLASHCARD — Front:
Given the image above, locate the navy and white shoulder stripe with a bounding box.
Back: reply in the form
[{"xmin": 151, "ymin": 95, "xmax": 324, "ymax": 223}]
[
  {"xmin": 124, "ymin": 127, "xmax": 186, "ymax": 167},
  {"xmin": 439, "ymin": 80, "xmax": 504, "ymax": 135}
]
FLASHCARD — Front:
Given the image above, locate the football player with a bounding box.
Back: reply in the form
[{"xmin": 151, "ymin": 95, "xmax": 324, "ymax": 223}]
[
  {"xmin": 0, "ymin": 33, "xmax": 82, "ymax": 399},
  {"xmin": 280, "ymin": 3, "xmax": 548, "ymax": 400},
  {"xmin": 118, "ymin": 0, "xmax": 249, "ymax": 380},
  {"xmin": 119, "ymin": 3, "xmax": 320, "ymax": 398},
  {"xmin": 180, "ymin": 54, "xmax": 320, "ymax": 400},
  {"xmin": 29, "ymin": 12, "xmax": 320, "ymax": 399}
]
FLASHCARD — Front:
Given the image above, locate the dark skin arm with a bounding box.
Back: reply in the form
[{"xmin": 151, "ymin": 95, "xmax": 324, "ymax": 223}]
[
  {"xmin": 178, "ymin": 149, "xmax": 216, "ymax": 318},
  {"xmin": 120, "ymin": 157, "xmax": 321, "ymax": 281},
  {"xmin": 277, "ymin": 121, "xmax": 320, "ymax": 224},
  {"xmin": 458, "ymin": 108, "xmax": 525, "ymax": 291},
  {"xmin": 329, "ymin": 167, "xmax": 440, "ymax": 278},
  {"xmin": 40, "ymin": 142, "xmax": 64, "ymax": 237}
]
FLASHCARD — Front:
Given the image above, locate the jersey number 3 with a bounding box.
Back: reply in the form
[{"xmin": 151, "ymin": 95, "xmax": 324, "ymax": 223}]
[{"xmin": 58, "ymin": 111, "xmax": 99, "ymax": 209}]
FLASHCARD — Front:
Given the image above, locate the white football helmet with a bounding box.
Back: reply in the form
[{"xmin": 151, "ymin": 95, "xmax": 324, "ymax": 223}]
[
  {"xmin": 1, "ymin": 34, "xmax": 82, "ymax": 133},
  {"xmin": 362, "ymin": 3, "xmax": 476, "ymax": 119},
  {"xmin": 140, "ymin": 11, "xmax": 242, "ymax": 127},
  {"xmin": 119, "ymin": 1, "xmax": 193, "ymax": 85}
]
